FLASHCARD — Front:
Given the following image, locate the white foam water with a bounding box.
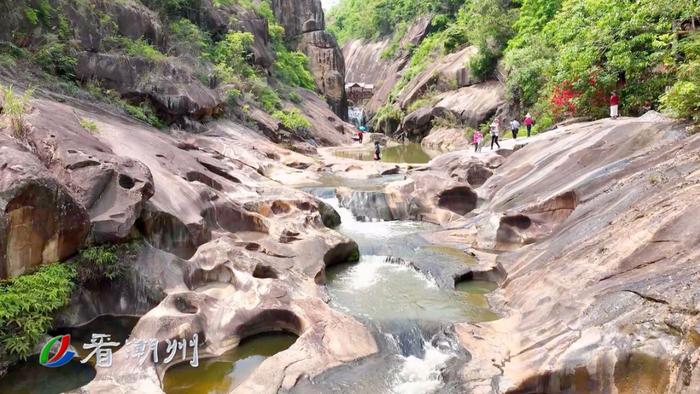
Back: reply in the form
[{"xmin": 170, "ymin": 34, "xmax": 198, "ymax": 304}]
[{"xmin": 392, "ymin": 340, "xmax": 452, "ymax": 394}]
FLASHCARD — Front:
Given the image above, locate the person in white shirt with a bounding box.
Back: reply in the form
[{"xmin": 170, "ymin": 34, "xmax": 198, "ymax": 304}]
[
  {"xmin": 490, "ymin": 119, "xmax": 501, "ymax": 150},
  {"xmin": 510, "ymin": 119, "xmax": 520, "ymax": 139}
]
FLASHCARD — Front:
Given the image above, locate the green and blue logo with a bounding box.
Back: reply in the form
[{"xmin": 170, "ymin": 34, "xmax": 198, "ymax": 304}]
[{"xmin": 39, "ymin": 335, "xmax": 75, "ymax": 367}]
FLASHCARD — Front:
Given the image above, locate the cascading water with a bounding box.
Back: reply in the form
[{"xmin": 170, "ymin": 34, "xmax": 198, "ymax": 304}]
[{"xmin": 296, "ymin": 185, "xmax": 498, "ymax": 393}]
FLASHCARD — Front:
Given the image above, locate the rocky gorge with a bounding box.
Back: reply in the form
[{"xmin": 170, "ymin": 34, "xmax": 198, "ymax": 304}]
[{"xmin": 1, "ymin": 0, "xmax": 700, "ymax": 393}]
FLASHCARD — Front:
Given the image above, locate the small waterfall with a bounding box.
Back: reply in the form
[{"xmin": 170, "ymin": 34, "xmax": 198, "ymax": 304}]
[
  {"xmin": 298, "ymin": 188, "xmax": 495, "ymax": 393},
  {"xmin": 337, "ymin": 190, "xmax": 395, "ymax": 222},
  {"xmin": 348, "ymin": 106, "xmax": 366, "ymax": 127}
]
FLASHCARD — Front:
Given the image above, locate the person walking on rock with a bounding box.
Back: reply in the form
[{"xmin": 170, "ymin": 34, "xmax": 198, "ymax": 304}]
[
  {"xmin": 472, "ymin": 129, "xmax": 483, "ymax": 153},
  {"xmin": 524, "ymin": 113, "xmax": 534, "ymax": 137},
  {"xmin": 373, "ymin": 140, "xmax": 381, "ymax": 161},
  {"xmin": 490, "ymin": 119, "xmax": 501, "ymax": 150},
  {"xmin": 610, "ymin": 91, "xmax": 620, "ymax": 119},
  {"xmin": 510, "ymin": 118, "xmax": 520, "ymax": 140}
]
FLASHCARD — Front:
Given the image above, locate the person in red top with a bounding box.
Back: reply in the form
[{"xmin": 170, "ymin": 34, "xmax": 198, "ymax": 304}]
[
  {"xmin": 610, "ymin": 91, "xmax": 620, "ymax": 119},
  {"xmin": 523, "ymin": 113, "xmax": 534, "ymax": 137}
]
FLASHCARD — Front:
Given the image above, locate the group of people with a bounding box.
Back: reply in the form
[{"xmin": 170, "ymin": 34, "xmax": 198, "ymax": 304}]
[
  {"xmin": 471, "ymin": 91, "xmax": 622, "ymax": 153},
  {"xmin": 471, "ymin": 113, "xmax": 534, "ymax": 152}
]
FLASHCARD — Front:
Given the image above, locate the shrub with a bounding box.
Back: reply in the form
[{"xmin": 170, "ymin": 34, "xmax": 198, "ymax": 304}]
[
  {"xmin": 273, "ymin": 50, "xmax": 316, "ymax": 90},
  {"xmin": 124, "ymin": 101, "xmax": 165, "ymax": 128},
  {"xmin": 1, "ymin": 85, "xmax": 33, "ymax": 140},
  {"xmin": 34, "ymin": 41, "xmax": 77, "ymax": 79},
  {"xmin": 256, "ymin": 82, "xmax": 281, "ymax": 112},
  {"xmin": 211, "ymin": 31, "xmax": 255, "ymax": 76},
  {"xmin": 79, "ymin": 118, "xmax": 99, "ymax": 134},
  {"xmin": 0, "ymin": 263, "xmax": 76, "ymax": 358},
  {"xmin": 469, "ymin": 43, "xmax": 499, "ymax": 81},
  {"xmin": 661, "ymin": 33, "xmax": 700, "ymax": 122},
  {"xmin": 116, "ymin": 37, "xmax": 166, "ymax": 61},
  {"xmin": 73, "ymin": 243, "xmax": 137, "ymax": 284},
  {"xmin": 273, "ymin": 108, "xmax": 312, "ymax": 132},
  {"xmin": 24, "ymin": 7, "xmax": 39, "ymax": 25},
  {"xmin": 372, "ymin": 104, "xmax": 404, "ymax": 134},
  {"xmin": 169, "ymin": 19, "xmax": 211, "ymax": 57},
  {"xmin": 288, "ymin": 90, "xmax": 302, "ymax": 103}
]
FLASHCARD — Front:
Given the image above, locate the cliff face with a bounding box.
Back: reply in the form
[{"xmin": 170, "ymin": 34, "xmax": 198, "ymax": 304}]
[
  {"xmin": 273, "ymin": 0, "xmax": 348, "ymax": 119},
  {"xmin": 342, "ymin": 15, "xmax": 510, "ymax": 141}
]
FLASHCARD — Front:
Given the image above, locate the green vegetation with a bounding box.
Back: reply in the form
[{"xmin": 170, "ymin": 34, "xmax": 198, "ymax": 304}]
[
  {"xmin": 79, "ymin": 118, "xmax": 99, "ymax": 134},
  {"xmin": 73, "ymin": 242, "xmax": 139, "ymax": 284},
  {"xmin": 0, "ymin": 263, "xmax": 76, "ymax": 358},
  {"xmin": 4, "ymin": 0, "xmax": 319, "ymax": 131},
  {"xmin": 505, "ymin": 0, "xmax": 698, "ymax": 129},
  {"xmin": 169, "ymin": 19, "xmax": 212, "ymax": 57},
  {"xmin": 329, "ymin": 0, "xmax": 700, "ymax": 131},
  {"xmin": 273, "ymin": 108, "xmax": 312, "ymax": 132},
  {"xmin": 0, "ymin": 241, "xmax": 141, "ymax": 359},
  {"xmin": 327, "ymin": 0, "xmax": 463, "ymax": 44},
  {"xmin": 0, "ymin": 85, "xmax": 34, "ymax": 140},
  {"xmin": 372, "ymin": 103, "xmax": 404, "ymax": 134},
  {"xmin": 660, "ymin": 33, "xmax": 700, "ymax": 123},
  {"xmin": 34, "ymin": 39, "xmax": 78, "ymax": 80},
  {"xmin": 122, "ymin": 38, "xmax": 166, "ymax": 61}
]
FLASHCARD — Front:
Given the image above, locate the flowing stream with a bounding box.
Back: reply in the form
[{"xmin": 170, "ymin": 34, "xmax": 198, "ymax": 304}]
[
  {"xmin": 294, "ymin": 183, "xmax": 498, "ymax": 393},
  {"xmin": 333, "ymin": 143, "xmax": 433, "ymax": 163}
]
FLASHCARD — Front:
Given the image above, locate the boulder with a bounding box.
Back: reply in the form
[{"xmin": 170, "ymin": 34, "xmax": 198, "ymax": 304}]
[
  {"xmin": 396, "ymin": 45, "xmax": 479, "ymax": 109},
  {"xmin": 417, "ymin": 117, "xmax": 700, "ymax": 392},
  {"xmin": 271, "ymin": 0, "xmax": 325, "ymax": 37},
  {"xmin": 0, "ymin": 136, "xmax": 89, "ymax": 279},
  {"xmin": 299, "ymin": 30, "xmax": 348, "ymax": 119},
  {"xmin": 25, "ymin": 100, "xmax": 155, "ymax": 244},
  {"xmin": 421, "ymin": 127, "xmax": 473, "ymax": 153},
  {"xmin": 432, "ymin": 81, "xmax": 505, "ymax": 129},
  {"xmin": 400, "ymin": 107, "xmax": 435, "ymax": 138},
  {"xmin": 76, "ymin": 53, "xmax": 225, "ymax": 126}
]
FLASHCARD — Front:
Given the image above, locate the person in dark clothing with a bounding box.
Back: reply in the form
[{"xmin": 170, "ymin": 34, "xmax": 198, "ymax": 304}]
[{"xmin": 374, "ymin": 141, "xmax": 381, "ymax": 161}]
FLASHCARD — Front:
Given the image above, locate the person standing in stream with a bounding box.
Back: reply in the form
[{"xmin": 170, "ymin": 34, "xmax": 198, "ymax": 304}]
[
  {"xmin": 524, "ymin": 113, "xmax": 534, "ymax": 137},
  {"xmin": 490, "ymin": 119, "xmax": 501, "ymax": 150},
  {"xmin": 610, "ymin": 91, "xmax": 620, "ymax": 119},
  {"xmin": 374, "ymin": 140, "xmax": 381, "ymax": 161}
]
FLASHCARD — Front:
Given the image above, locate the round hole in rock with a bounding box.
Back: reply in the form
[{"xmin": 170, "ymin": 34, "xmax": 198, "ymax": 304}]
[
  {"xmin": 501, "ymin": 214, "xmax": 532, "ymax": 230},
  {"xmin": 270, "ymin": 201, "xmax": 291, "ymax": 215},
  {"xmin": 118, "ymin": 174, "xmax": 136, "ymax": 190},
  {"xmin": 174, "ymin": 295, "xmax": 199, "ymax": 314},
  {"xmin": 245, "ymin": 242, "xmax": 261, "ymax": 251},
  {"xmin": 252, "ymin": 263, "xmax": 278, "ymax": 279},
  {"xmin": 162, "ymin": 332, "xmax": 298, "ymax": 394},
  {"xmin": 0, "ymin": 315, "xmax": 139, "ymax": 394},
  {"xmin": 437, "ymin": 186, "xmax": 477, "ymax": 215}
]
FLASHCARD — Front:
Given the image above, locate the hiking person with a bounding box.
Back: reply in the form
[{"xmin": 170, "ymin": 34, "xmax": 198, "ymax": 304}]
[
  {"xmin": 510, "ymin": 118, "xmax": 520, "ymax": 140},
  {"xmin": 358, "ymin": 125, "xmax": 366, "ymax": 143},
  {"xmin": 524, "ymin": 113, "xmax": 534, "ymax": 137},
  {"xmin": 472, "ymin": 129, "xmax": 483, "ymax": 153},
  {"xmin": 490, "ymin": 119, "xmax": 501, "ymax": 150},
  {"xmin": 610, "ymin": 91, "xmax": 619, "ymax": 119},
  {"xmin": 373, "ymin": 140, "xmax": 381, "ymax": 161}
]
